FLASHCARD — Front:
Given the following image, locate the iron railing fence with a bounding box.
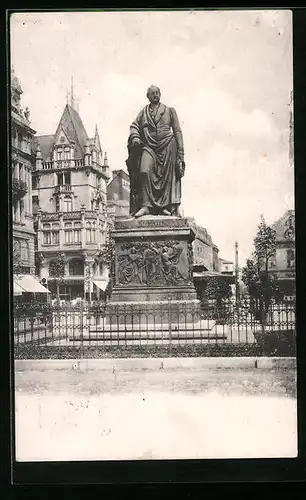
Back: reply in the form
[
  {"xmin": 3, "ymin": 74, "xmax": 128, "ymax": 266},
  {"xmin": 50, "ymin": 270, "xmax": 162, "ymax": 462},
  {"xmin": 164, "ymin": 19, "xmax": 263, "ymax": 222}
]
[{"xmin": 13, "ymin": 298, "xmax": 296, "ymax": 358}]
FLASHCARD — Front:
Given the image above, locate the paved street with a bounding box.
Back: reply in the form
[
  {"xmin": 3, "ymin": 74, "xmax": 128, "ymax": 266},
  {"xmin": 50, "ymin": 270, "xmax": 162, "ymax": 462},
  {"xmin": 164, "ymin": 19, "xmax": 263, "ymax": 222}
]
[{"xmin": 15, "ymin": 364, "xmax": 297, "ymax": 461}]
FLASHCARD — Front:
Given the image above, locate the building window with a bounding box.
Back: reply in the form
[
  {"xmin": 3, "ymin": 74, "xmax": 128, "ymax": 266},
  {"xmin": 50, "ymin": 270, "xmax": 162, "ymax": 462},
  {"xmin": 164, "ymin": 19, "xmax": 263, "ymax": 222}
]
[
  {"xmin": 13, "ymin": 239, "xmax": 21, "ymax": 260},
  {"xmin": 17, "ymin": 132, "xmax": 22, "ymax": 150},
  {"xmin": 42, "ymin": 223, "xmax": 59, "ymax": 245},
  {"xmin": 32, "ymin": 176, "xmax": 38, "ymax": 190},
  {"xmin": 64, "ymin": 172, "xmax": 71, "ymax": 185},
  {"xmin": 55, "ymin": 197, "xmax": 60, "ymax": 212},
  {"xmin": 86, "ymin": 221, "xmax": 96, "ymax": 243},
  {"xmin": 19, "ymin": 240, "xmax": 29, "ymax": 262},
  {"xmin": 64, "ymin": 222, "xmax": 72, "ymax": 244},
  {"xmin": 99, "ymin": 262, "xmax": 105, "ymax": 275},
  {"xmin": 65, "ymin": 230, "xmax": 73, "ymax": 243},
  {"xmin": 32, "ymin": 195, "xmax": 39, "ymax": 214},
  {"xmin": 64, "ymin": 229, "xmax": 81, "ymax": 244},
  {"xmin": 69, "ymin": 258, "xmax": 84, "ymax": 276},
  {"xmin": 287, "ymin": 249, "xmax": 295, "ymax": 269},
  {"xmin": 74, "ymin": 229, "xmax": 81, "ymax": 243},
  {"xmin": 57, "ymin": 172, "xmax": 71, "ymax": 185},
  {"xmin": 57, "ymin": 149, "xmax": 63, "ymax": 160},
  {"xmin": 63, "ymin": 197, "xmax": 72, "ymax": 212},
  {"xmin": 52, "ymin": 231, "xmax": 59, "ymax": 244},
  {"xmin": 43, "ymin": 232, "xmax": 51, "ymax": 244},
  {"xmin": 64, "ymin": 148, "xmax": 70, "ymax": 160}
]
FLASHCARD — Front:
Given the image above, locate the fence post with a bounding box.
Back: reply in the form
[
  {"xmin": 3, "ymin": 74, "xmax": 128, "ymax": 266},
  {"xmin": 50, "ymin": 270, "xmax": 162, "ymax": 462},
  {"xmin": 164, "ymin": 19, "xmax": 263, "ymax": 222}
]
[
  {"xmin": 168, "ymin": 296, "xmax": 172, "ymax": 356},
  {"xmin": 80, "ymin": 300, "xmax": 84, "ymax": 342}
]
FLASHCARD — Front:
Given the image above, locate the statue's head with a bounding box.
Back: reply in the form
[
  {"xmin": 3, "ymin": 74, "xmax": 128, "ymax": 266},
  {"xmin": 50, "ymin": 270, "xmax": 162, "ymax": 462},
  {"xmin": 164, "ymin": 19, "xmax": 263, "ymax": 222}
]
[{"xmin": 146, "ymin": 85, "xmax": 161, "ymax": 104}]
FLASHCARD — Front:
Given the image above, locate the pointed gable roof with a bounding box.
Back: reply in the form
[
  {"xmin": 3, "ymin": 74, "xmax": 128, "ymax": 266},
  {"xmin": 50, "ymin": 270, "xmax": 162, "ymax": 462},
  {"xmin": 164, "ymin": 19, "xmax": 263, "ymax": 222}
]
[
  {"xmin": 94, "ymin": 124, "xmax": 102, "ymax": 153},
  {"xmin": 54, "ymin": 104, "xmax": 88, "ymax": 158}
]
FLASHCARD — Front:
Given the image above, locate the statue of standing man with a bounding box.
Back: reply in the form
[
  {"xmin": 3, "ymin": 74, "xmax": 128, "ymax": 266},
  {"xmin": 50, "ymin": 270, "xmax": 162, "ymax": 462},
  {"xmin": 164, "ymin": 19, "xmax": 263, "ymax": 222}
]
[{"xmin": 126, "ymin": 86, "xmax": 185, "ymax": 218}]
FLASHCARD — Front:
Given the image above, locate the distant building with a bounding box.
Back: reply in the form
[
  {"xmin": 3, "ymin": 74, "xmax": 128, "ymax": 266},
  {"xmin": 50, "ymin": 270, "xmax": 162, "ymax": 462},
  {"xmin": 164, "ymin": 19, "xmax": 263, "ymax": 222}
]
[
  {"xmin": 32, "ymin": 95, "xmax": 111, "ymax": 301},
  {"xmin": 107, "ymin": 169, "xmax": 130, "ymax": 217},
  {"xmin": 270, "ymin": 209, "xmax": 295, "ymax": 296},
  {"xmin": 186, "ymin": 217, "xmax": 234, "ymax": 299},
  {"xmin": 186, "ymin": 217, "xmax": 221, "ymax": 272},
  {"xmin": 11, "ymin": 69, "xmax": 36, "ymax": 276},
  {"xmin": 220, "ymin": 258, "xmax": 234, "ymax": 275}
]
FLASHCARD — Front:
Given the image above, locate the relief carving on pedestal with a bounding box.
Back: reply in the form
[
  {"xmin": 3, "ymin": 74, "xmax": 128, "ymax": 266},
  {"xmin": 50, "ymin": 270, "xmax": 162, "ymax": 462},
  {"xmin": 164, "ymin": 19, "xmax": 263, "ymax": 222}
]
[
  {"xmin": 116, "ymin": 240, "xmax": 190, "ymax": 286},
  {"xmin": 187, "ymin": 241, "xmax": 194, "ymax": 281}
]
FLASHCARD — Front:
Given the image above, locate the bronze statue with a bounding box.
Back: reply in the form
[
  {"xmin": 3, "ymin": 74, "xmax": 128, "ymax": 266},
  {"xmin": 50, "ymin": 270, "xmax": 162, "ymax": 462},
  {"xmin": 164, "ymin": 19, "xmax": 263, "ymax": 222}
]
[{"xmin": 126, "ymin": 85, "xmax": 185, "ymax": 218}]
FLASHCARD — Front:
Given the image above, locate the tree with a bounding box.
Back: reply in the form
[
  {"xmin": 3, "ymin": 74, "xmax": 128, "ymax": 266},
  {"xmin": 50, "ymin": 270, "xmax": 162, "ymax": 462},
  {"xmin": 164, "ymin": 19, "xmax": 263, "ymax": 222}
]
[
  {"xmin": 100, "ymin": 215, "xmax": 115, "ymax": 299},
  {"xmin": 199, "ymin": 276, "xmax": 233, "ymax": 322},
  {"xmin": 49, "ymin": 254, "xmax": 65, "ymax": 302},
  {"xmin": 242, "ymin": 215, "xmax": 282, "ymax": 325},
  {"xmin": 12, "ymin": 178, "xmax": 27, "ymax": 204},
  {"xmin": 204, "ymin": 276, "xmax": 232, "ymax": 304}
]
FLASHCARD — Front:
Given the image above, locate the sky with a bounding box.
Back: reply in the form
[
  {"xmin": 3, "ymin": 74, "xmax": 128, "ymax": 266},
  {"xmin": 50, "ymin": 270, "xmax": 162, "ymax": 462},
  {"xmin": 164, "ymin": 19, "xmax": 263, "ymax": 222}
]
[{"xmin": 10, "ymin": 9, "xmax": 294, "ymax": 266}]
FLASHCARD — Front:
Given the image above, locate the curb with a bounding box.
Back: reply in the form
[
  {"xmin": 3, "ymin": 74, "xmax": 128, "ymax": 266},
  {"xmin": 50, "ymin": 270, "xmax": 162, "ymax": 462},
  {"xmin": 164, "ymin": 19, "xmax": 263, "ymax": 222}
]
[{"xmin": 14, "ymin": 356, "xmax": 296, "ymax": 372}]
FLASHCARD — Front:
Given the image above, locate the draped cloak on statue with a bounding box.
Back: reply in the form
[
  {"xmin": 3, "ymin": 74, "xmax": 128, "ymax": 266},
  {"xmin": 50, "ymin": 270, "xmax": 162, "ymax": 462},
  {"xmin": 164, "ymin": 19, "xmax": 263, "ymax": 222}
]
[{"xmin": 126, "ymin": 103, "xmax": 184, "ymax": 215}]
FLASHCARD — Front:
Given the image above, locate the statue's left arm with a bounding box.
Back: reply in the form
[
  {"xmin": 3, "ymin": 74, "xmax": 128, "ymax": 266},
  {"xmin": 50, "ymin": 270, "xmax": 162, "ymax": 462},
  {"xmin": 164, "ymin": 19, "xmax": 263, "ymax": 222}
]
[{"xmin": 170, "ymin": 107, "xmax": 184, "ymax": 162}]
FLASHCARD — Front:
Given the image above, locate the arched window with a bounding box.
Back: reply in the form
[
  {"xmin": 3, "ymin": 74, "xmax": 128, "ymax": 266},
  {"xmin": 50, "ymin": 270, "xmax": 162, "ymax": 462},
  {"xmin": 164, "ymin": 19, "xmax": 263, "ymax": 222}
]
[{"xmin": 69, "ymin": 258, "xmax": 84, "ymax": 276}]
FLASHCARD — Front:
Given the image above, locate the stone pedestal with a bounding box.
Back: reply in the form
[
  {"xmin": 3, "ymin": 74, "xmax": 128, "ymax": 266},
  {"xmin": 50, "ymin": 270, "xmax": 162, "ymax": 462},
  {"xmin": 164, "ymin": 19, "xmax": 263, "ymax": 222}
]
[{"xmin": 107, "ymin": 215, "xmax": 200, "ymax": 324}]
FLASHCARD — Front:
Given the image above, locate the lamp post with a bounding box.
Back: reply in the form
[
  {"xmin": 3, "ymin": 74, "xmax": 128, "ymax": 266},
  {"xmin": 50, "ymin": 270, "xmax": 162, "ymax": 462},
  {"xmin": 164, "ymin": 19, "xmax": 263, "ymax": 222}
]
[
  {"xmin": 235, "ymin": 241, "xmax": 240, "ymax": 335},
  {"xmin": 235, "ymin": 241, "xmax": 240, "ymax": 305}
]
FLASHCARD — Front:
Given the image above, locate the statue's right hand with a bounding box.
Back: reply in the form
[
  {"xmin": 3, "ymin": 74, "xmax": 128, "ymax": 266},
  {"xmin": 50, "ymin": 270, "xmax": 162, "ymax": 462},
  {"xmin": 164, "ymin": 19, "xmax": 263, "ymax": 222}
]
[{"xmin": 132, "ymin": 137, "xmax": 141, "ymax": 147}]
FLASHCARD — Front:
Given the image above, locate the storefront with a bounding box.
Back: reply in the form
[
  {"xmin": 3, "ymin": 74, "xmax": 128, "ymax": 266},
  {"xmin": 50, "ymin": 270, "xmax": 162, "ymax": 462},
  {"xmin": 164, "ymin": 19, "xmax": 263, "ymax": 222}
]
[
  {"xmin": 47, "ymin": 278, "xmax": 84, "ymax": 301},
  {"xmin": 13, "ymin": 274, "xmax": 50, "ymax": 302}
]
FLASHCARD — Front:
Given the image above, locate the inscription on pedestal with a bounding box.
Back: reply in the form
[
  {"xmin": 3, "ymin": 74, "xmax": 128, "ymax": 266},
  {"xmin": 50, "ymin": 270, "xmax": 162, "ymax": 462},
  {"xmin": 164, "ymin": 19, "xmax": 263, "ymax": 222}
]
[{"xmin": 115, "ymin": 216, "xmax": 188, "ymax": 230}]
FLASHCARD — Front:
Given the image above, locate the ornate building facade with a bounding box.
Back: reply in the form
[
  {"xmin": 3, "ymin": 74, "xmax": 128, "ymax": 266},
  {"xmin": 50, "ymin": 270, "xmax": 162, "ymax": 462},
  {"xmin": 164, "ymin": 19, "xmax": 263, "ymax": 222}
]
[
  {"xmin": 11, "ymin": 70, "xmax": 36, "ymax": 275},
  {"xmin": 270, "ymin": 209, "xmax": 295, "ymax": 296},
  {"xmin": 33, "ymin": 99, "xmax": 110, "ymax": 301}
]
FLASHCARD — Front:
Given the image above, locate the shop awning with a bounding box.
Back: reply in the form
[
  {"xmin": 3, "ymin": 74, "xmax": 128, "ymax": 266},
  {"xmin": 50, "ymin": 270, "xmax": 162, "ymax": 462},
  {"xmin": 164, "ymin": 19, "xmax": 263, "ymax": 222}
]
[
  {"xmin": 13, "ymin": 281, "xmax": 25, "ymax": 295},
  {"xmin": 93, "ymin": 280, "xmax": 108, "ymax": 291},
  {"xmin": 14, "ymin": 275, "xmax": 50, "ymax": 293}
]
